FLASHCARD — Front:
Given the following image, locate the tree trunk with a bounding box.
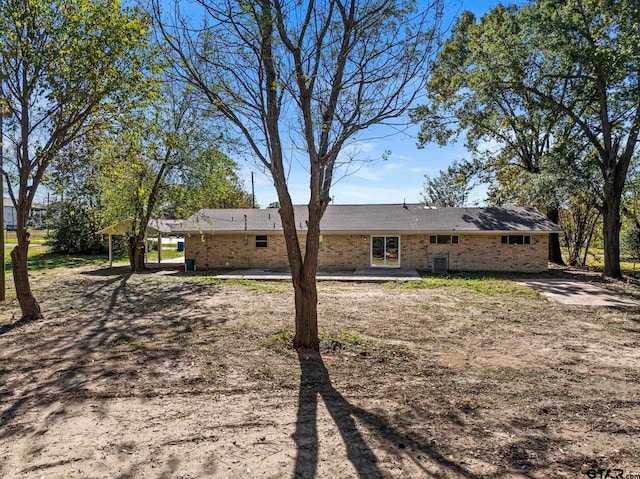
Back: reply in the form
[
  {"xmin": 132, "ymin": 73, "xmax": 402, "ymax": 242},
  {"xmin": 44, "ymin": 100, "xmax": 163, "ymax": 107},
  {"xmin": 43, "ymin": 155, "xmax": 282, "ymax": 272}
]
[
  {"xmin": 292, "ymin": 199, "xmax": 326, "ymax": 353},
  {"xmin": 127, "ymin": 236, "xmax": 147, "ymax": 272},
  {"xmin": 278, "ymin": 203, "xmax": 321, "ymax": 353},
  {"xmin": 274, "ymin": 192, "xmax": 324, "ymax": 353},
  {"xmin": 582, "ymin": 213, "xmax": 599, "ymax": 267},
  {"xmin": 602, "ymin": 198, "xmax": 622, "ymax": 278},
  {"xmin": 546, "ymin": 206, "xmax": 565, "ymax": 265},
  {"xmin": 10, "ymin": 232, "xmax": 42, "ymax": 321},
  {"xmin": 293, "ymin": 272, "xmax": 319, "ymax": 352}
]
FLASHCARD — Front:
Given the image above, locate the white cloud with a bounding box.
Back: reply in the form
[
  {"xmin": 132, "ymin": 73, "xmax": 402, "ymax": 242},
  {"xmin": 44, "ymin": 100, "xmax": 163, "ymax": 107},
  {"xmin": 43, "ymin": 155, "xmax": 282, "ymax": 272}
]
[
  {"xmin": 341, "ymin": 161, "xmax": 404, "ymax": 182},
  {"xmin": 331, "ymin": 183, "xmax": 423, "ymax": 204},
  {"xmin": 476, "ymin": 138, "xmax": 502, "ymax": 154},
  {"xmin": 386, "ymin": 153, "xmax": 415, "ymax": 162},
  {"xmin": 338, "ymin": 140, "xmax": 377, "ymax": 160}
]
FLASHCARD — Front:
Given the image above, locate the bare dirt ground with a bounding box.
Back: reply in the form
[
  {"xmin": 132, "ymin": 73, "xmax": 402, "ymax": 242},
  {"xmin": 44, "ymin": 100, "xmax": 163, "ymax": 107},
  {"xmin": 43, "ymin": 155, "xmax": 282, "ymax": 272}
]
[{"xmin": 0, "ymin": 265, "xmax": 639, "ymax": 478}]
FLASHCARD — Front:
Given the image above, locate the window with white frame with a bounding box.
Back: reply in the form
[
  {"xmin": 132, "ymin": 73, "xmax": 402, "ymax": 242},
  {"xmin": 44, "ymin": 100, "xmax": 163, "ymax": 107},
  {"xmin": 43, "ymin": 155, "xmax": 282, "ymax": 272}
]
[
  {"xmin": 501, "ymin": 235, "xmax": 531, "ymax": 245},
  {"xmin": 429, "ymin": 235, "xmax": 459, "ymax": 244}
]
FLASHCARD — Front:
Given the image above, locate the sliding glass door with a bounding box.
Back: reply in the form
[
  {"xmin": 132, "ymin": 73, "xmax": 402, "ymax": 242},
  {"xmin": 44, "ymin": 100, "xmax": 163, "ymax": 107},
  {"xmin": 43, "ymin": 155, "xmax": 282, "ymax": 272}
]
[{"xmin": 371, "ymin": 236, "xmax": 400, "ymax": 268}]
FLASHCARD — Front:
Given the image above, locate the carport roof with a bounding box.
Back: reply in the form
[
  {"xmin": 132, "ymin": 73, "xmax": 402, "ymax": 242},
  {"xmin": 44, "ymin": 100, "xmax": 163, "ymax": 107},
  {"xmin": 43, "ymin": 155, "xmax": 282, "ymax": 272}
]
[
  {"xmin": 97, "ymin": 219, "xmax": 161, "ymax": 236},
  {"xmin": 175, "ymin": 204, "xmax": 562, "ymax": 234}
]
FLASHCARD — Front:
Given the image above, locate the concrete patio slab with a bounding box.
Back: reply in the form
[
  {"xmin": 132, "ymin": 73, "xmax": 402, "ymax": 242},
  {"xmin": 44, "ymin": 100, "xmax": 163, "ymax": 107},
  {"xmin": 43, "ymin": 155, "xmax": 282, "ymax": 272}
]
[
  {"xmin": 212, "ymin": 268, "xmax": 420, "ymax": 282},
  {"xmin": 516, "ymin": 278, "xmax": 638, "ymax": 307},
  {"xmin": 143, "ymin": 258, "xmax": 184, "ymax": 270}
]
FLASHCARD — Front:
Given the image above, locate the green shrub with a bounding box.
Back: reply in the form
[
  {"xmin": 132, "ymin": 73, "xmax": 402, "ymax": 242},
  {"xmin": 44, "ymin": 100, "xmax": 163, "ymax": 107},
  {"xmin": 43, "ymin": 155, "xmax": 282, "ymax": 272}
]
[
  {"xmin": 622, "ymin": 223, "xmax": 640, "ymax": 260},
  {"xmin": 46, "ymin": 202, "xmax": 114, "ymax": 254}
]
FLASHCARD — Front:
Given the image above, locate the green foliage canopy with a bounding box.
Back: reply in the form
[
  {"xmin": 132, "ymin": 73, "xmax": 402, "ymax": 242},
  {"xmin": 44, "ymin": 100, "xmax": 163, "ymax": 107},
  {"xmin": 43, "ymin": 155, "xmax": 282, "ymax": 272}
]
[
  {"xmin": 169, "ymin": 149, "xmax": 253, "ymax": 218},
  {"xmin": 413, "ymin": 0, "xmax": 640, "ymax": 277},
  {"xmin": 422, "ymin": 159, "xmax": 476, "ymax": 207},
  {"xmin": 0, "ymin": 0, "xmax": 158, "ymax": 318},
  {"xmin": 46, "ymin": 201, "xmax": 110, "ymax": 255}
]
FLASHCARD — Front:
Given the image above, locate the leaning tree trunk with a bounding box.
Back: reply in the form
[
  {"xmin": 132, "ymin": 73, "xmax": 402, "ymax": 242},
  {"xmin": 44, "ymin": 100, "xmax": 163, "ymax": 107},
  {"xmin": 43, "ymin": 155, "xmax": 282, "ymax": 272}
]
[
  {"xmin": 546, "ymin": 206, "xmax": 565, "ymax": 265},
  {"xmin": 127, "ymin": 235, "xmax": 147, "ymax": 272},
  {"xmin": 602, "ymin": 189, "xmax": 623, "ymax": 279},
  {"xmin": 11, "ymin": 228, "xmax": 42, "ymax": 321}
]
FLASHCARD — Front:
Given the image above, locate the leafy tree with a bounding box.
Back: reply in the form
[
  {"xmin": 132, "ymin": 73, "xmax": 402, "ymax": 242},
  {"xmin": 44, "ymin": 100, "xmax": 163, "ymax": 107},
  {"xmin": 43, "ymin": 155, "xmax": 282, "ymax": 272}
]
[
  {"xmin": 168, "ymin": 149, "xmax": 253, "ymax": 218},
  {"xmin": 620, "ymin": 165, "xmax": 640, "ymax": 263},
  {"xmin": 0, "ymin": 0, "xmax": 154, "ymax": 320},
  {"xmin": 412, "ymin": 5, "xmax": 576, "ymax": 264},
  {"xmin": 559, "ymin": 193, "xmax": 601, "ymax": 266},
  {"xmin": 45, "ymin": 129, "xmax": 106, "ymax": 208},
  {"xmin": 622, "ymin": 224, "xmax": 640, "ymax": 262},
  {"xmin": 514, "ymin": 0, "xmax": 640, "ymax": 278},
  {"xmin": 485, "ymin": 138, "xmax": 604, "ymax": 265},
  {"xmin": 97, "ymin": 84, "xmax": 212, "ymax": 271},
  {"xmin": 46, "ymin": 201, "xmax": 109, "ymax": 255},
  {"xmin": 157, "ymin": 0, "xmax": 444, "ymax": 353},
  {"xmin": 421, "ymin": 160, "xmax": 476, "ymax": 207}
]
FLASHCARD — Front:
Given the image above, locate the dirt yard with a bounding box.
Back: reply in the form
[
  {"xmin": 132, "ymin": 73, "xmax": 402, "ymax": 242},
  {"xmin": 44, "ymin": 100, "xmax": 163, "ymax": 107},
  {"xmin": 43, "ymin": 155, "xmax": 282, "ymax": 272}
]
[{"xmin": 0, "ymin": 265, "xmax": 639, "ymax": 478}]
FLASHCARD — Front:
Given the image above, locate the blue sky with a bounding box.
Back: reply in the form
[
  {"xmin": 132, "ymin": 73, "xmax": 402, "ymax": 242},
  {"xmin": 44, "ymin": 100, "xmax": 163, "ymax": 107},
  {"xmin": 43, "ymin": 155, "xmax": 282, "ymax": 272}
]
[{"xmin": 242, "ymin": 0, "xmax": 503, "ymax": 207}]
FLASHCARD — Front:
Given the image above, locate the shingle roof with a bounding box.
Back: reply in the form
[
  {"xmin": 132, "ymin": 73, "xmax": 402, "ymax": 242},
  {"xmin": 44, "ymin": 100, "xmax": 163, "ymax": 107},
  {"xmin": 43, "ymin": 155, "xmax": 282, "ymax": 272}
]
[
  {"xmin": 149, "ymin": 219, "xmax": 183, "ymax": 234},
  {"xmin": 174, "ymin": 204, "xmax": 561, "ymax": 234}
]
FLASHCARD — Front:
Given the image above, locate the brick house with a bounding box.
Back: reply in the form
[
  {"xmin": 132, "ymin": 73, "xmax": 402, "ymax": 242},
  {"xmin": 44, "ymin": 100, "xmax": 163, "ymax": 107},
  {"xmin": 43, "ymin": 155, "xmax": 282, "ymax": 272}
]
[{"xmin": 176, "ymin": 204, "xmax": 561, "ymax": 273}]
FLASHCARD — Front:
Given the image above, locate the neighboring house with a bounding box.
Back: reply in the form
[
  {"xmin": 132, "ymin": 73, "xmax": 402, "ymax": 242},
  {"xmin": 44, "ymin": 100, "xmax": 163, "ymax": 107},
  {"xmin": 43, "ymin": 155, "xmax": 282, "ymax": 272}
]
[
  {"xmin": 148, "ymin": 218, "xmax": 184, "ymax": 237},
  {"xmin": 3, "ymin": 198, "xmax": 47, "ymax": 230},
  {"xmin": 175, "ymin": 204, "xmax": 562, "ymax": 273}
]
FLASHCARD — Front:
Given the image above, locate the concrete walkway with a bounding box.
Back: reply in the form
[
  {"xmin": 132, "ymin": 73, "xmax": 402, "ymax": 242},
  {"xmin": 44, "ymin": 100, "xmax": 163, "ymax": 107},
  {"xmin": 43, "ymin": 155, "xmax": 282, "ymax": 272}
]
[
  {"xmin": 516, "ymin": 278, "xmax": 638, "ymax": 307},
  {"xmin": 144, "ymin": 256, "xmax": 185, "ymax": 269},
  {"xmin": 212, "ymin": 268, "xmax": 420, "ymax": 282}
]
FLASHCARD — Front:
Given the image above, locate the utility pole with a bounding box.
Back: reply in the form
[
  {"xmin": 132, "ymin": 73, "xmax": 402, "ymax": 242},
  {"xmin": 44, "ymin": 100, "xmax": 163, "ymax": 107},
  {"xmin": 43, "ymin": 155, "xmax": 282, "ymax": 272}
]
[{"xmin": 251, "ymin": 171, "xmax": 255, "ymax": 209}]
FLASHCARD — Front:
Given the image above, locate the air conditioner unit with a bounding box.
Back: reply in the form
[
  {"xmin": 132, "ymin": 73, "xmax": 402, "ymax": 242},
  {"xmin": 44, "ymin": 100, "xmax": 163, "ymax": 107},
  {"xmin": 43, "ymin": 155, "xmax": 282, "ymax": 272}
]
[{"xmin": 432, "ymin": 255, "xmax": 448, "ymax": 274}]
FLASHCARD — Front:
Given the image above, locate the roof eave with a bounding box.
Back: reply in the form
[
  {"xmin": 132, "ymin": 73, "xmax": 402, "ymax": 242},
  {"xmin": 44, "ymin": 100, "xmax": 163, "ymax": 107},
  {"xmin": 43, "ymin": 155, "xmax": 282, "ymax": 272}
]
[{"xmin": 177, "ymin": 228, "xmax": 562, "ymax": 235}]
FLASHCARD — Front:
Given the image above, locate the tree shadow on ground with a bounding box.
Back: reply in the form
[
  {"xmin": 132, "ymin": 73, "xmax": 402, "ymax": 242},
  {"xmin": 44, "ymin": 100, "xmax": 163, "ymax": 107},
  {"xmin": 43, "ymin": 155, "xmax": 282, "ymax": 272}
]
[
  {"xmin": 0, "ymin": 314, "xmax": 39, "ymax": 336},
  {"xmin": 293, "ymin": 355, "xmax": 478, "ymax": 479},
  {"xmin": 0, "ymin": 268, "xmax": 228, "ymax": 444}
]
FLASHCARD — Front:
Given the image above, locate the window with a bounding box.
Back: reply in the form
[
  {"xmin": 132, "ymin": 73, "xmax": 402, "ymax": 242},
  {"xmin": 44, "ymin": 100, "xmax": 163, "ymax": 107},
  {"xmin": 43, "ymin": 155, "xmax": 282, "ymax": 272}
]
[
  {"xmin": 319, "ymin": 234, "xmax": 324, "ymax": 249},
  {"xmin": 255, "ymin": 235, "xmax": 268, "ymax": 248},
  {"xmin": 430, "ymin": 235, "xmax": 459, "ymax": 244},
  {"xmin": 371, "ymin": 236, "xmax": 400, "ymax": 267},
  {"xmin": 501, "ymin": 235, "xmax": 531, "ymax": 245}
]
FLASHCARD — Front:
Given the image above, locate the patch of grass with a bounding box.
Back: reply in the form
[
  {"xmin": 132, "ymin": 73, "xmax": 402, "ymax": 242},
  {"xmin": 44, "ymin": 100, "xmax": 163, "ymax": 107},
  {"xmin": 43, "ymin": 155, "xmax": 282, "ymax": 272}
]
[
  {"xmin": 585, "ymin": 255, "xmax": 640, "ymax": 276},
  {"xmin": 264, "ymin": 329, "xmax": 381, "ymax": 352},
  {"xmin": 386, "ymin": 273, "xmax": 539, "ymax": 299},
  {"xmin": 264, "ymin": 329, "xmax": 411, "ymax": 363},
  {"xmin": 322, "ymin": 330, "xmax": 383, "ymax": 352},
  {"xmin": 562, "ymin": 246, "xmax": 604, "ymax": 256},
  {"xmin": 3, "ymin": 230, "xmax": 48, "ymax": 245},
  {"xmin": 29, "ymin": 252, "xmax": 118, "ymax": 271},
  {"xmin": 147, "ymin": 249, "xmax": 184, "ymax": 261},
  {"xmin": 5, "ymin": 237, "xmax": 47, "ymax": 245},
  {"xmin": 184, "ymin": 276, "xmax": 289, "ymax": 293},
  {"xmin": 2, "ymin": 248, "xmax": 127, "ymax": 271},
  {"xmin": 263, "ymin": 330, "xmax": 295, "ymax": 350}
]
